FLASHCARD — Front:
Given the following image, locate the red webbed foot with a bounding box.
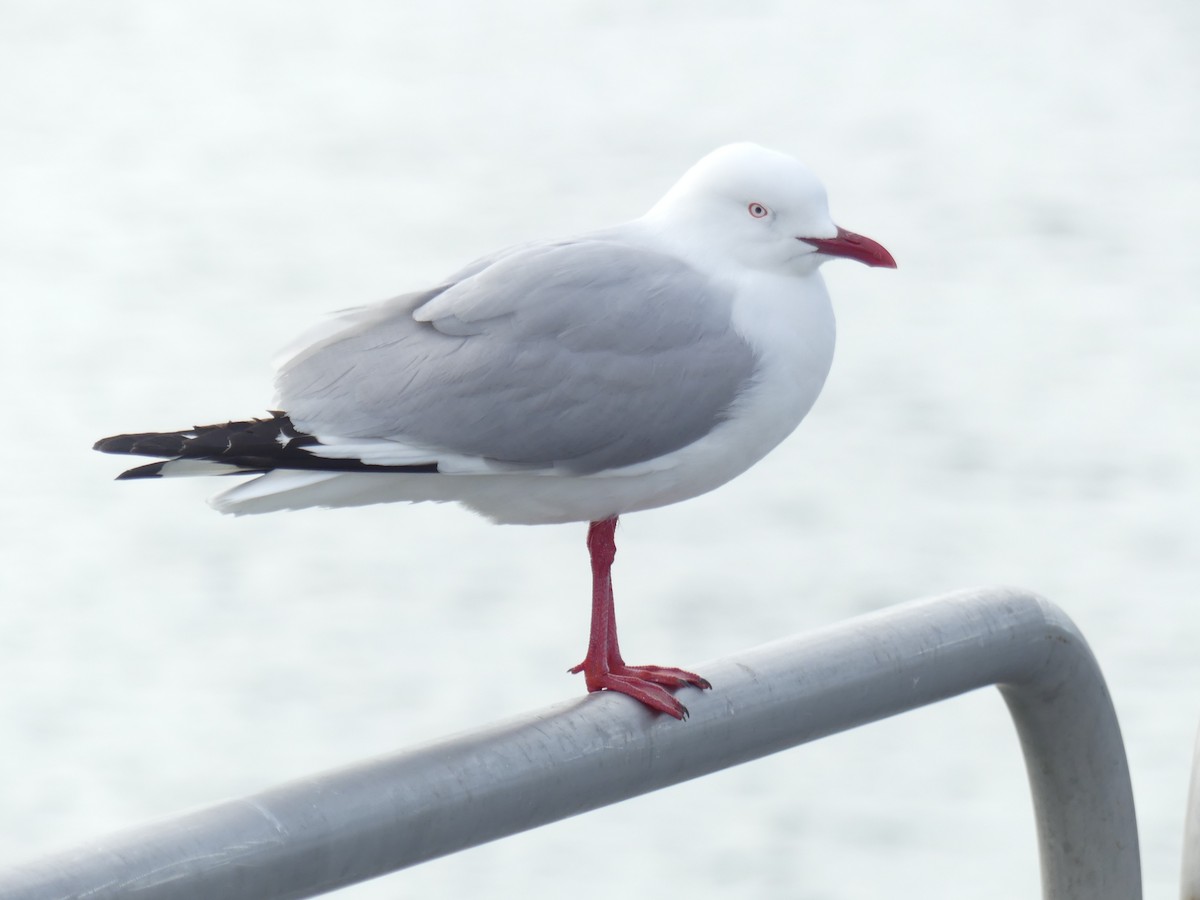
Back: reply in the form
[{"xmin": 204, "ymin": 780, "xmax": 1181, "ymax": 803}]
[
  {"xmin": 569, "ymin": 660, "xmax": 711, "ymax": 719},
  {"xmin": 613, "ymin": 664, "xmax": 711, "ymax": 690}
]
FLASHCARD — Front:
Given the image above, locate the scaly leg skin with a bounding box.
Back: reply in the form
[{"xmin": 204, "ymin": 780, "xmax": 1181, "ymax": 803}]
[{"xmin": 568, "ymin": 517, "xmax": 712, "ymax": 719}]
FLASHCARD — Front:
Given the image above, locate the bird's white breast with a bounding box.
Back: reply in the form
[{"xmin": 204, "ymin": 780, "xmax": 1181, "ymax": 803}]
[{"xmin": 598, "ymin": 269, "xmax": 836, "ymax": 508}]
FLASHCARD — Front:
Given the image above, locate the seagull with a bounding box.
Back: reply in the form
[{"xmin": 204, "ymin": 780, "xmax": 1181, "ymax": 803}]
[{"xmin": 95, "ymin": 143, "xmax": 896, "ymax": 719}]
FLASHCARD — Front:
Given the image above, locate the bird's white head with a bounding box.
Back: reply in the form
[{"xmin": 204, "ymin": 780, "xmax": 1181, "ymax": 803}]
[{"xmin": 644, "ymin": 143, "xmax": 896, "ymax": 275}]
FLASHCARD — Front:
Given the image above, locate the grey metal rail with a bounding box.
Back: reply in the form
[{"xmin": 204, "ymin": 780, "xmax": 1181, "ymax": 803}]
[{"xmin": 0, "ymin": 587, "xmax": 1141, "ymax": 899}]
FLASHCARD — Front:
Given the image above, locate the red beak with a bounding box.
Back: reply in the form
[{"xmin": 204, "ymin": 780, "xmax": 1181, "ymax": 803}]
[{"xmin": 799, "ymin": 227, "xmax": 897, "ymax": 268}]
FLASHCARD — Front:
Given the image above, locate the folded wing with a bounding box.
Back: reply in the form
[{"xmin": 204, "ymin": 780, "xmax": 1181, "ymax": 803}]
[{"xmin": 277, "ymin": 239, "xmax": 760, "ymax": 475}]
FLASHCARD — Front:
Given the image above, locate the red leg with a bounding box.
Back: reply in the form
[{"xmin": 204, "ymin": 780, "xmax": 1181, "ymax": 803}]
[{"xmin": 568, "ymin": 517, "xmax": 711, "ymax": 719}]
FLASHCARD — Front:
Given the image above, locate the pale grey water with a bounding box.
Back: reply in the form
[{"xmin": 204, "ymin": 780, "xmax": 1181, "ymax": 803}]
[{"xmin": 2, "ymin": 1, "xmax": 1198, "ymax": 897}]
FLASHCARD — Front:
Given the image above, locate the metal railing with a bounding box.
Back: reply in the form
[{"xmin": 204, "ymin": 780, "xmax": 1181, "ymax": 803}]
[
  {"xmin": 1184, "ymin": 726, "xmax": 1200, "ymax": 900},
  {"xmin": 0, "ymin": 587, "xmax": 1143, "ymax": 899}
]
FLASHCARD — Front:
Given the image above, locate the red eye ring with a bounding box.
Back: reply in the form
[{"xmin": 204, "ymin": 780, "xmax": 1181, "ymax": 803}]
[{"xmin": 748, "ymin": 202, "xmax": 769, "ymax": 218}]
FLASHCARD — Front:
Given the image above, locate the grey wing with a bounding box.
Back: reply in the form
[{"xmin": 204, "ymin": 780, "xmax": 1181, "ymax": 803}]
[{"xmin": 276, "ymin": 239, "xmax": 759, "ymax": 474}]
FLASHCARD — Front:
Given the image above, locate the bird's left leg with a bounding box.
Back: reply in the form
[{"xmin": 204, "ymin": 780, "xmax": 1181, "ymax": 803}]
[{"xmin": 569, "ymin": 517, "xmax": 711, "ymax": 719}]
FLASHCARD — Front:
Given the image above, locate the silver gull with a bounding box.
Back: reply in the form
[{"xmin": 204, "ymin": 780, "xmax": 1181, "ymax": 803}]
[{"xmin": 96, "ymin": 143, "xmax": 896, "ymax": 718}]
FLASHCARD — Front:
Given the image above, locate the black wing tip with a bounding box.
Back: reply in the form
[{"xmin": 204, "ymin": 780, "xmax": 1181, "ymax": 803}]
[
  {"xmin": 94, "ymin": 432, "xmax": 189, "ymax": 457},
  {"xmin": 95, "ymin": 412, "xmax": 294, "ymax": 458},
  {"xmin": 115, "ymin": 462, "xmax": 166, "ymax": 480},
  {"xmin": 94, "ymin": 434, "xmax": 133, "ymax": 454},
  {"xmin": 95, "ymin": 411, "xmax": 442, "ymax": 476}
]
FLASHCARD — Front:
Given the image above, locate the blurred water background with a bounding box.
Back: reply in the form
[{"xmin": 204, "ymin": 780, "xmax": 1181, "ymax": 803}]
[{"xmin": 2, "ymin": 1, "xmax": 1198, "ymax": 896}]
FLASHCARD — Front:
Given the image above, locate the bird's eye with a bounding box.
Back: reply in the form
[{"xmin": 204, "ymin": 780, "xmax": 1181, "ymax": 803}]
[{"xmin": 748, "ymin": 202, "xmax": 769, "ymax": 218}]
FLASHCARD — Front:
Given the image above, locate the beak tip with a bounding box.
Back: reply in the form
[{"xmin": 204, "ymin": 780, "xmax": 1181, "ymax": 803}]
[{"xmin": 800, "ymin": 227, "xmax": 896, "ymax": 270}]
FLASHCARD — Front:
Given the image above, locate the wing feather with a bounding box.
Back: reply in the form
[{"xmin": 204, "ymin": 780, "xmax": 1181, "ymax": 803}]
[{"xmin": 276, "ymin": 238, "xmax": 758, "ymax": 474}]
